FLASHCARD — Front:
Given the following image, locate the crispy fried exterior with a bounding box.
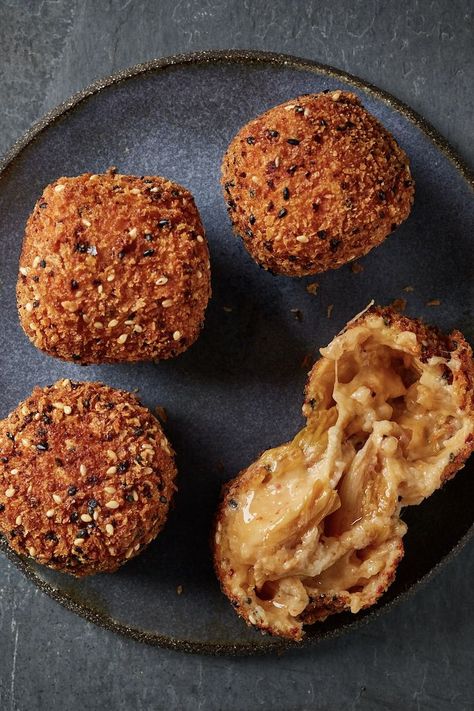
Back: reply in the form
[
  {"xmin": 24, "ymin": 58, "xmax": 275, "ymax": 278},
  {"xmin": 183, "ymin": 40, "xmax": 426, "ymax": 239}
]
[
  {"xmin": 214, "ymin": 306, "xmax": 474, "ymax": 639},
  {"xmin": 17, "ymin": 172, "xmax": 211, "ymax": 364},
  {"xmin": 221, "ymin": 92, "xmax": 414, "ymax": 276},
  {"xmin": 0, "ymin": 380, "xmax": 177, "ymax": 576}
]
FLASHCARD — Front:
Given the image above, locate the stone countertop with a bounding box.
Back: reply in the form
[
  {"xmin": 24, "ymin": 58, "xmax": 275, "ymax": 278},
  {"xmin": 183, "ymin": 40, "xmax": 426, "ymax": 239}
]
[{"xmin": 0, "ymin": 2, "xmax": 472, "ymax": 709}]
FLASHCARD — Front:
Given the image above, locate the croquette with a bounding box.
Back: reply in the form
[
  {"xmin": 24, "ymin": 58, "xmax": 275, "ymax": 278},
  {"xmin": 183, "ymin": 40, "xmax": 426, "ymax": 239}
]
[
  {"xmin": 214, "ymin": 306, "xmax": 474, "ymax": 639},
  {"xmin": 222, "ymin": 92, "xmax": 414, "ymax": 276},
  {"xmin": 17, "ymin": 172, "xmax": 211, "ymax": 364},
  {"xmin": 0, "ymin": 380, "xmax": 177, "ymax": 576}
]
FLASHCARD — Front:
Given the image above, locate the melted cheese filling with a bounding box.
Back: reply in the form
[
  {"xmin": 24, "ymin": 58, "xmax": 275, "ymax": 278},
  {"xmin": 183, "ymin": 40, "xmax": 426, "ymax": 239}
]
[{"xmin": 218, "ymin": 318, "xmax": 472, "ymax": 637}]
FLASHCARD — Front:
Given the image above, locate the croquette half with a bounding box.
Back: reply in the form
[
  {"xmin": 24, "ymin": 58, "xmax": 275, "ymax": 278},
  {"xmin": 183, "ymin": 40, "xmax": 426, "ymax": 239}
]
[
  {"xmin": 17, "ymin": 172, "xmax": 211, "ymax": 364},
  {"xmin": 214, "ymin": 306, "xmax": 474, "ymax": 639},
  {"xmin": 222, "ymin": 92, "xmax": 414, "ymax": 276},
  {"xmin": 0, "ymin": 380, "xmax": 177, "ymax": 576}
]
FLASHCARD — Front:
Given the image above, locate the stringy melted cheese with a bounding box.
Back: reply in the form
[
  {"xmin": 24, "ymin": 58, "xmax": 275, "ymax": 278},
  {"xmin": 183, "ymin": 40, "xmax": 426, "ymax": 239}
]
[{"xmin": 217, "ymin": 316, "xmax": 472, "ymax": 638}]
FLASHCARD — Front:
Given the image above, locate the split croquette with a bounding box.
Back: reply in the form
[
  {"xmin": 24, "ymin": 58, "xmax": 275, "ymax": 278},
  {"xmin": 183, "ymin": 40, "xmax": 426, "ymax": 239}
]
[
  {"xmin": 17, "ymin": 172, "xmax": 211, "ymax": 364},
  {"xmin": 0, "ymin": 379, "xmax": 177, "ymax": 576},
  {"xmin": 222, "ymin": 91, "xmax": 414, "ymax": 276},
  {"xmin": 214, "ymin": 306, "xmax": 474, "ymax": 639}
]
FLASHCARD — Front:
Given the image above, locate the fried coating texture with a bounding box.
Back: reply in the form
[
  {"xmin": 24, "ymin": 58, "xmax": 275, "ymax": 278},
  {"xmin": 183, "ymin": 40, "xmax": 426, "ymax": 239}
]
[
  {"xmin": 17, "ymin": 172, "xmax": 211, "ymax": 364},
  {"xmin": 214, "ymin": 306, "xmax": 474, "ymax": 639},
  {"xmin": 0, "ymin": 380, "xmax": 177, "ymax": 576},
  {"xmin": 222, "ymin": 92, "xmax": 414, "ymax": 276}
]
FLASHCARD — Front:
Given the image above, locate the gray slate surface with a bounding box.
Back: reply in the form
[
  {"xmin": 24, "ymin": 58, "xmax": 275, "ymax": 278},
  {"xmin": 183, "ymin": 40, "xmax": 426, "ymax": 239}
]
[{"xmin": 0, "ymin": 1, "xmax": 472, "ymax": 709}]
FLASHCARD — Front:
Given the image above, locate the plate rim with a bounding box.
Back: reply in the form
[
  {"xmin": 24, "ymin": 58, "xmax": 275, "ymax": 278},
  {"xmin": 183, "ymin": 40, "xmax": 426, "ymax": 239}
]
[{"xmin": 0, "ymin": 48, "xmax": 473, "ymax": 656}]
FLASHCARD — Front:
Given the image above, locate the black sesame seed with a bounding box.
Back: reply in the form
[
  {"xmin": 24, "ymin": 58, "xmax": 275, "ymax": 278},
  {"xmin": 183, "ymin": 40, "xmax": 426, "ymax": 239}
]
[
  {"xmin": 77, "ymin": 529, "xmax": 89, "ymax": 539},
  {"xmin": 318, "ymin": 118, "xmax": 327, "ymax": 126},
  {"xmin": 287, "ymin": 165, "xmax": 297, "ymax": 175},
  {"xmin": 171, "ymin": 189, "xmax": 180, "ymax": 197},
  {"xmin": 277, "ymin": 208, "xmax": 288, "ymax": 218},
  {"xmin": 282, "ymin": 187, "xmax": 290, "ymax": 201},
  {"xmin": 86, "ymin": 475, "xmax": 99, "ymax": 485},
  {"xmin": 42, "ymin": 415, "xmax": 52, "ymax": 425},
  {"xmin": 249, "ymin": 188, "xmax": 256, "ymax": 198},
  {"xmin": 159, "ymin": 495, "xmax": 168, "ymax": 504},
  {"xmin": 36, "ymin": 441, "xmax": 49, "ymax": 452},
  {"xmin": 118, "ymin": 461, "xmax": 129, "ymax": 473},
  {"xmin": 32, "ymin": 275, "xmax": 39, "ymax": 283},
  {"xmin": 246, "ymin": 136, "xmax": 255, "ymax": 144},
  {"xmin": 143, "ymin": 249, "xmax": 155, "ymax": 257},
  {"xmin": 227, "ymin": 200, "xmax": 237, "ymax": 212},
  {"xmin": 70, "ymin": 512, "xmax": 79, "ymax": 523},
  {"xmin": 72, "ymin": 354, "xmax": 81, "ymax": 361},
  {"xmin": 295, "ymin": 106, "xmax": 304, "ymax": 114},
  {"xmin": 39, "ymin": 202, "xmax": 48, "ymax": 209},
  {"xmin": 312, "ymin": 202, "xmax": 320, "ymax": 211},
  {"xmin": 287, "ymin": 138, "xmax": 300, "ymax": 145},
  {"xmin": 68, "ymin": 486, "xmax": 77, "ymax": 496},
  {"xmin": 157, "ymin": 219, "xmax": 170, "ymax": 228},
  {"xmin": 330, "ymin": 238, "xmax": 342, "ymax": 252},
  {"xmin": 126, "ymin": 494, "xmax": 134, "ymax": 503},
  {"xmin": 249, "ymin": 214, "xmax": 256, "ymax": 225},
  {"xmin": 404, "ymin": 179, "xmax": 413, "ymax": 187},
  {"xmin": 33, "ymin": 300, "xmax": 39, "ymax": 308},
  {"xmin": 0, "ymin": 504, "xmax": 5, "ymax": 513},
  {"xmin": 245, "ymin": 229, "xmax": 254, "ymax": 238},
  {"xmin": 70, "ymin": 279, "xmax": 79, "ymax": 290},
  {"xmin": 228, "ymin": 498, "xmax": 238, "ymax": 509},
  {"xmin": 88, "ymin": 498, "xmax": 98, "ymax": 510},
  {"xmin": 317, "ymin": 230, "xmax": 327, "ymax": 239},
  {"xmin": 0, "ymin": 456, "xmax": 8, "ymax": 463},
  {"xmin": 144, "ymin": 233, "xmax": 153, "ymax": 242},
  {"xmin": 74, "ymin": 242, "xmax": 89, "ymax": 253},
  {"xmin": 268, "ymin": 129, "xmax": 279, "ymax": 138},
  {"xmin": 39, "ymin": 259, "xmax": 46, "ymax": 268},
  {"xmin": 378, "ymin": 190, "xmax": 386, "ymax": 201},
  {"xmin": 44, "ymin": 531, "xmax": 58, "ymax": 542},
  {"xmin": 118, "ymin": 249, "xmax": 126, "ymax": 260},
  {"xmin": 133, "ymin": 427, "xmax": 144, "ymax": 437}
]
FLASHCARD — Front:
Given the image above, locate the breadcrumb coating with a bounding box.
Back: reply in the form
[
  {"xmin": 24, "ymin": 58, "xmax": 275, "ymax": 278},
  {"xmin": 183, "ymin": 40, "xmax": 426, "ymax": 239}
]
[
  {"xmin": 17, "ymin": 172, "xmax": 211, "ymax": 364},
  {"xmin": 222, "ymin": 92, "xmax": 414, "ymax": 276},
  {"xmin": 0, "ymin": 380, "xmax": 177, "ymax": 576}
]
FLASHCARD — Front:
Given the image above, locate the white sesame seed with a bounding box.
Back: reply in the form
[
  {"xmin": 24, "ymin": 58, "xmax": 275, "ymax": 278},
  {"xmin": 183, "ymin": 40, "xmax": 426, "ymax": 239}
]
[
  {"xmin": 52, "ymin": 494, "xmax": 62, "ymax": 504},
  {"xmin": 28, "ymin": 546, "xmax": 36, "ymax": 557},
  {"xmin": 196, "ymin": 235, "xmax": 204, "ymax": 243},
  {"xmin": 93, "ymin": 321, "xmax": 104, "ymax": 329},
  {"xmin": 108, "ymin": 319, "xmax": 119, "ymax": 328},
  {"xmin": 15, "ymin": 515, "xmax": 22, "ymax": 525},
  {"xmin": 130, "ymin": 188, "xmax": 140, "ymax": 195},
  {"xmin": 106, "ymin": 523, "xmax": 114, "ymax": 536},
  {"xmin": 304, "ymin": 108, "xmax": 311, "ymax": 117},
  {"xmin": 32, "ymin": 256, "xmax": 41, "ymax": 268},
  {"xmin": 25, "ymin": 302, "xmax": 33, "ymax": 312},
  {"xmin": 74, "ymin": 538, "xmax": 85, "ymax": 546},
  {"xmin": 274, "ymin": 156, "xmax": 280, "ymax": 168},
  {"xmin": 133, "ymin": 324, "xmax": 143, "ymax": 333},
  {"xmin": 132, "ymin": 490, "xmax": 139, "ymax": 502},
  {"xmin": 332, "ymin": 90, "xmax": 342, "ymax": 101},
  {"xmin": 21, "ymin": 406, "xmax": 29, "ymax": 415},
  {"xmin": 197, "ymin": 271, "xmax": 202, "ymax": 279},
  {"xmin": 46, "ymin": 509, "xmax": 55, "ymax": 518},
  {"xmin": 124, "ymin": 320, "xmax": 134, "ymax": 326},
  {"xmin": 19, "ymin": 267, "xmax": 29, "ymax": 276},
  {"xmin": 61, "ymin": 300, "xmax": 79, "ymax": 312},
  {"xmin": 104, "ymin": 486, "xmax": 116, "ymax": 494},
  {"xmin": 105, "ymin": 500, "xmax": 119, "ymax": 509},
  {"xmin": 155, "ymin": 276, "xmax": 168, "ymax": 286},
  {"xmin": 134, "ymin": 543, "xmax": 140, "ymax": 551},
  {"xmin": 89, "ymin": 174, "xmax": 98, "ymax": 181},
  {"xmin": 150, "ymin": 187, "xmax": 159, "ymax": 192},
  {"xmin": 81, "ymin": 514, "xmax": 92, "ymax": 523},
  {"xmin": 80, "ymin": 464, "xmax": 87, "ymax": 476},
  {"xmin": 173, "ymin": 330, "xmax": 181, "ymax": 341},
  {"xmin": 52, "ymin": 402, "xmax": 64, "ymax": 410},
  {"xmin": 62, "ymin": 379, "xmax": 71, "ymax": 388},
  {"xmin": 117, "ymin": 333, "xmax": 128, "ymax": 344},
  {"xmin": 162, "ymin": 299, "xmax": 173, "ymax": 308},
  {"xmin": 93, "ymin": 511, "xmax": 99, "ymax": 521},
  {"xmin": 10, "ymin": 469, "xmax": 18, "ymax": 475},
  {"xmin": 296, "ymin": 235, "xmax": 309, "ymax": 243},
  {"xmin": 284, "ymin": 104, "xmax": 295, "ymax": 111},
  {"xmin": 54, "ymin": 184, "xmax": 65, "ymax": 193},
  {"xmin": 129, "ymin": 228, "xmax": 138, "ymax": 239},
  {"xmin": 97, "ymin": 285, "xmax": 103, "ymax": 294},
  {"xmin": 63, "ymin": 405, "xmax": 72, "ymax": 415},
  {"xmin": 108, "ymin": 546, "xmax": 117, "ymax": 556},
  {"xmin": 29, "ymin": 322, "xmax": 36, "ymax": 330},
  {"xmin": 5, "ymin": 488, "xmax": 15, "ymax": 498},
  {"xmin": 106, "ymin": 450, "xmax": 117, "ymax": 462},
  {"xmin": 106, "ymin": 466, "xmax": 117, "ymax": 475},
  {"xmin": 82, "ymin": 218, "xmax": 91, "ymax": 227},
  {"xmin": 126, "ymin": 548, "xmax": 134, "ymax": 559},
  {"xmin": 107, "ymin": 273, "xmax": 115, "ymax": 282}
]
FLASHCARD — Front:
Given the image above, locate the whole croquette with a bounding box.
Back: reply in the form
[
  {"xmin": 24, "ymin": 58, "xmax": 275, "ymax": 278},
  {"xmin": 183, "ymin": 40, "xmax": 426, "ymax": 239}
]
[
  {"xmin": 221, "ymin": 91, "xmax": 414, "ymax": 276},
  {"xmin": 17, "ymin": 172, "xmax": 211, "ymax": 364},
  {"xmin": 0, "ymin": 380, "xmax": 177, "ymax": 576}
]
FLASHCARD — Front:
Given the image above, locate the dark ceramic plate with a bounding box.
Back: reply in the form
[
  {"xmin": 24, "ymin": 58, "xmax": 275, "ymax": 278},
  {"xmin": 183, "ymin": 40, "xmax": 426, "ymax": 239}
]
[{"xmin": 0, "ymin": 50, "xmax": 473, "ymax": 655}]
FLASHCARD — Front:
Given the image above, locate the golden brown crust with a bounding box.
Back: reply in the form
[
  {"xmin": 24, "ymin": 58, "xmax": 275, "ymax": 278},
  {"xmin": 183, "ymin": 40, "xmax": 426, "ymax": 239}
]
[
  {"xmin": 214, "ymin": 306, "xmax": 474, "ymax": 639},
  {"xmin": 17, "ymin": 172, "xmax": 211, "ymax": 364},
  {"xmin": 0, "ymin": 380, "xmax": 177, "ymax": 576},
  {"xmin": 221, "ymin": 91, "xmax": 414, "ymax": 276}
]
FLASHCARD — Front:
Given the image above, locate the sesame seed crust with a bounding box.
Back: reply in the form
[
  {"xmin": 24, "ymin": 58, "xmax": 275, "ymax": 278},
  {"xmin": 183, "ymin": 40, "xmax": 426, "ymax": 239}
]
[
  {"xmin": 221, "ymin": 92, "xmax": 415, "ymax": 276},
  {"xmin": 0, "ymin": 380, "xmax": 177, "ymax": 576},
  {"xmin": 17, "ymin": 172, "xmax": 211, "ymax": 364}
]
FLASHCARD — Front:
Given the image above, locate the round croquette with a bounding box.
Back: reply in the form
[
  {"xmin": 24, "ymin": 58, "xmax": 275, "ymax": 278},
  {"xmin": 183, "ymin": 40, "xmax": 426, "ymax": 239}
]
[
  {"xmin": 221, "ymin": 91, "xmax": 414, "ymax": 276},
  {"xmin": 0, "ymin": 380, "xmax": 177, "ymax": 576},
  {"xmin": 17, "ymin": 172, "xmax": 211, "ymax": 364}
]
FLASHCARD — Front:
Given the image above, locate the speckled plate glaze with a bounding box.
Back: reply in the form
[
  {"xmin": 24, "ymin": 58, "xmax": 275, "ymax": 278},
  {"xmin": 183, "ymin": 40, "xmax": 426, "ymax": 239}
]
[{"xmin": 0, "ymin": 50, "xmax": 473, "ymax": 656}]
